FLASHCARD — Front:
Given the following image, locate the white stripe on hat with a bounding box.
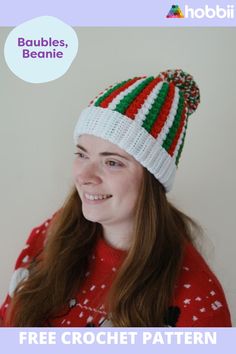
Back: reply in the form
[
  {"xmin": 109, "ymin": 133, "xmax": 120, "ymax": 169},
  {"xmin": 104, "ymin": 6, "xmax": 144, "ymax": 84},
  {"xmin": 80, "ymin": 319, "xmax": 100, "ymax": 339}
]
[{"xmin": 134, "ymin": 81, "xmax": 164, "ymax": 124}]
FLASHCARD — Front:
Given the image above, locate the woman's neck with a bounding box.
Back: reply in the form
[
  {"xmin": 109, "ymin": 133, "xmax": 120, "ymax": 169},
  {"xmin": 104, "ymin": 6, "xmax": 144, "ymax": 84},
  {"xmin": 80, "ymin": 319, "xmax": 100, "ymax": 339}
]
[{"xmin": 101, "ymin": 224, "xmax": 132, "ymax": 251}]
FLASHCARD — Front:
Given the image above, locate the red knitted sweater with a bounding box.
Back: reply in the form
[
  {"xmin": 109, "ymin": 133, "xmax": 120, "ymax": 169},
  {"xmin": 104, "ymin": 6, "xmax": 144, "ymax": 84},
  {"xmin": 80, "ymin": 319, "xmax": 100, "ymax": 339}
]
[{"xmin": 0, "ymin": 216, "xmax": 232, "ymax": 327}]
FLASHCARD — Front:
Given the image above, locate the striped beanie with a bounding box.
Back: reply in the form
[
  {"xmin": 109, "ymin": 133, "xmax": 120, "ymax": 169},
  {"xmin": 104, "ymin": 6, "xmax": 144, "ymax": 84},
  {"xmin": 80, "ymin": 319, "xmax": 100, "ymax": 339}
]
[{"xmin": 73, "ymin": 69, "xmax": 200, "ymax": 192}]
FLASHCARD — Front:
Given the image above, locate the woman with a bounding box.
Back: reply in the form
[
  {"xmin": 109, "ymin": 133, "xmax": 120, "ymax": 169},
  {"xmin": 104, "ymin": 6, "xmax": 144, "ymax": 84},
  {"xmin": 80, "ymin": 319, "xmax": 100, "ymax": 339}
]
[{"xmin": 0, "ymin": 69, "xmax": 232, "ymax": 327}]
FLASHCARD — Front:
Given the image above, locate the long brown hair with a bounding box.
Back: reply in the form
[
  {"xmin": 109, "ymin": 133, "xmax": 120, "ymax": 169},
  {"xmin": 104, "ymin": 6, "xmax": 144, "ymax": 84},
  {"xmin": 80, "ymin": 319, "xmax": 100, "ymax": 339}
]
[{"xmin": 7, "ymin": 168, "xmax": 201, "ymax": 326}]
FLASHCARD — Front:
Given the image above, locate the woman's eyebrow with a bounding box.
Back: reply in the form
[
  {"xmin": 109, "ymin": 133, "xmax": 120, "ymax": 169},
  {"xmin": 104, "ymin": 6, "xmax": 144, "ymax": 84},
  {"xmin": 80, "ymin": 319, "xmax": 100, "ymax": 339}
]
[{"xmin": 76, "ymin": 144, "xmax": 130, "ymax": 160}]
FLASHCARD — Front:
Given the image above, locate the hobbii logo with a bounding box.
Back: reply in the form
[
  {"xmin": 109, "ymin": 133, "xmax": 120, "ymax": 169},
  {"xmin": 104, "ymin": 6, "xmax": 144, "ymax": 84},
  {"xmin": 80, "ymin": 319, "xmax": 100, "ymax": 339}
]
[
  {"xmin": 166, "ymin": 4, "xmax": 235, "ymax": 19},
  {"xmin": 185, "ymin": 4, "xmax": 234, "ymax": 19}
]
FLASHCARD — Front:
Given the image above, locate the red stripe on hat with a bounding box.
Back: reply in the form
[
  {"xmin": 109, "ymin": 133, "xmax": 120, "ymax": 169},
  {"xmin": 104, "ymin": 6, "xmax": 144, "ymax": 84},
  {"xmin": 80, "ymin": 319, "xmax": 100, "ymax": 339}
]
[
  {"xmin": 99, "ymin": 77, "xmax": 143, "ymax": 109},
  {"xmin": 125, "ymin": 77, "xmax": 163, "ymax": 119},
  {"xmin": 168, "ymin": 104, "xmax": 187, "ymax": 156},
  {"xmin": 151, "ymin": 83, "xmax": 175, "ymax": 138},
  {"xmin": 89, "ymin": 85, "xmax": 113, "ymax": 106}
]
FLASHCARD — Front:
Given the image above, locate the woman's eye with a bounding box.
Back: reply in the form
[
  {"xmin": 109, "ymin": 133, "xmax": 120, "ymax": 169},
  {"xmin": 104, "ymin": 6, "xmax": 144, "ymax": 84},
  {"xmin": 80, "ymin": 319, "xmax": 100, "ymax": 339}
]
[
  {"xmin": 74, "ymin": 152, "xmax": 87, "ymax": 159},
  {"xmin": 74, "ymin": 154, "xmax": 122, "ymax": 167},
  {"xmin": 106, "ymin": 160, "xmax": 123, "ymax": 167}
]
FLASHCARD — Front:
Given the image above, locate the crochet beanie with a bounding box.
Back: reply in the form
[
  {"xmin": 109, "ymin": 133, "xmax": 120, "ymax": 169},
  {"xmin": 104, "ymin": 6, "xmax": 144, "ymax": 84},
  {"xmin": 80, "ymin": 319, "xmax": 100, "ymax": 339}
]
[{"xmin": 73, "ymin": 69, "xmax": 200, "ymax": 192}]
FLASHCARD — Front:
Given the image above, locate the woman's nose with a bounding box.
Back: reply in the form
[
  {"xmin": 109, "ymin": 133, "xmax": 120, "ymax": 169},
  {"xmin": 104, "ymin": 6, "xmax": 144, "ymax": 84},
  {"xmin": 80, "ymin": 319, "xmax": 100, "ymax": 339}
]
[{"xmin": 76, "ymin": 163, "xmax": 102, "ymax": 185}]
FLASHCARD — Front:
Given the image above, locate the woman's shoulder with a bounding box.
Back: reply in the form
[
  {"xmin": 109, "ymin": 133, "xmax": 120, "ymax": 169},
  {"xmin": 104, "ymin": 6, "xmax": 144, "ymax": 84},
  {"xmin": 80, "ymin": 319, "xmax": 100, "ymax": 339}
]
[
  {"xmin": 172, "ymin": 242, "xmax": 232, "ymax": 327},
  {"xmin": 178, "ymin": 242, "xmax": 225, "ymax": 291},
  {"xmin": 0, "ymin": 213, "xmax": 56, "ymax": 324},
  {"xmin": 14, "ymin": 214, "xmax": 55, "ymax": 269}
]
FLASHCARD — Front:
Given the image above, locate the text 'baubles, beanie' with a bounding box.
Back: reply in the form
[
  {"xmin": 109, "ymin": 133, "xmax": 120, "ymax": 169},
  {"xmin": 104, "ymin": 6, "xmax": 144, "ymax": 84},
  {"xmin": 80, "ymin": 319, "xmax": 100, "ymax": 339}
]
[{"xmin": 73, "ymin": 69, "xmax": 200, "ymax": 192}]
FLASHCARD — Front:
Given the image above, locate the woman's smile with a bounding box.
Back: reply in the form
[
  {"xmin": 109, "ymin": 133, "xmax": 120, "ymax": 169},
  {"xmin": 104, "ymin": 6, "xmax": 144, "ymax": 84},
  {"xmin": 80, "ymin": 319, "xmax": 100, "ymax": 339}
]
[{"xmin": 83, "ymin": 192, "xmax": 113, "ymax": 204}]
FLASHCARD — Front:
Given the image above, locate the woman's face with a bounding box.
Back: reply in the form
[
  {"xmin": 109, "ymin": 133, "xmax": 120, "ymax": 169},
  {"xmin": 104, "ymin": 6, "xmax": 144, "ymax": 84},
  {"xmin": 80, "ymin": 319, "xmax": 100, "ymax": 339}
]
[{"xmin": 73, "ymin": 134, "xmax": 144, "ymax": 230}]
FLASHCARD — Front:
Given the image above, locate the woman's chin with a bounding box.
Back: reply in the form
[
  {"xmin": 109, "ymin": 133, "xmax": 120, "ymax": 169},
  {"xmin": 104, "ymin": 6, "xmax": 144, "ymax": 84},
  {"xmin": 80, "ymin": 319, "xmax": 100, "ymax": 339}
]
[{"xmin": 82, "ymin": 210, "xmax": 103, "ymax": 223}]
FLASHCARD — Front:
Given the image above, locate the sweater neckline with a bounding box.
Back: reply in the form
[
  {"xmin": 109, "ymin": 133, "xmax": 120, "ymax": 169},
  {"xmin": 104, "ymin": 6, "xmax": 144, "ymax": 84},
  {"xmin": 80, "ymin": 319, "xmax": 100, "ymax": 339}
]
[{"xmin": 94, "ymin": 235, "xmax": 128, "ymax": 267}]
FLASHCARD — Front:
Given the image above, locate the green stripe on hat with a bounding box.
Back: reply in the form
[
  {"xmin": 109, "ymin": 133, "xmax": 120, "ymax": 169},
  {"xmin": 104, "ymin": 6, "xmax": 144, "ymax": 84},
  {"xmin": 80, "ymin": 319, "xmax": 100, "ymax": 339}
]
[{"xmin": 114, "ymin": 77, "xmax": 154, "ymax": 115}]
